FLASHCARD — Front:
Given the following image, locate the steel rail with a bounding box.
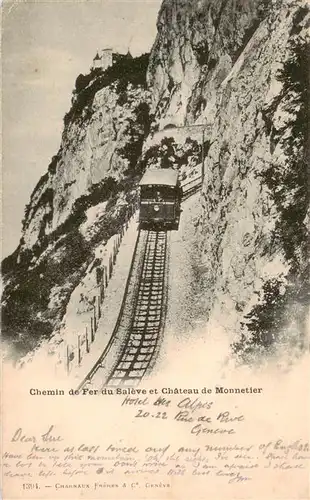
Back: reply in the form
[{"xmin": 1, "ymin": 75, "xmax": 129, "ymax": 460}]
[
  {"xmin": 76, "ymin": 228, "xmax": 142, "ymax": 391},
  {"xmin": 76, "ymin": 228, "xmax": 168, "ymax": 390},
  {"xmin": 105, "ymin": 230, "xmax": 168, "ymax": 386}
]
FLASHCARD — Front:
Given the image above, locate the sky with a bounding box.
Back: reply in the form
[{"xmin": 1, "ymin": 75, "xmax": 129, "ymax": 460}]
[{"xmin": 2, "ymin": 0, "xmax": 162, "ymax": 258}]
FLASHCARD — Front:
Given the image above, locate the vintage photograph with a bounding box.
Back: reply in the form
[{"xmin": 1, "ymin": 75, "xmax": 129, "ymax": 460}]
[{"xmin": 1, "ymin": 0, "xmax": 310, "ymax": 498}]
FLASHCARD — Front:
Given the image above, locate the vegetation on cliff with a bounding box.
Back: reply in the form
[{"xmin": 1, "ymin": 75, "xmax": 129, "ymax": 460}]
[
  {"xmin": 2, "ymin": 53, "xmax": 151, "ymax": 360},
  {"xmin": 64, "ymin": 53, "xmax": 150, "ymax": 126}
]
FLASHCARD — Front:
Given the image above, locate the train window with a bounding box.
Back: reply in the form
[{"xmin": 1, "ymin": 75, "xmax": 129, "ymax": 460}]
[
  {"xmin": 141, "ymin": 186, "xmax": 155, "ymax": 199},
  {"xmin": 160, "ymin": 186, "xmax": 175, "ymax": 200},
  {"xmin": 141, "ymin": 185, "xmax": 176, "ymax": 200}
]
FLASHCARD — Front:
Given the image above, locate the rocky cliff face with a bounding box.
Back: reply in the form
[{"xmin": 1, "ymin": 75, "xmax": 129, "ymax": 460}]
[
  {"xmin": 2, "ymin": 55, "xmax": 151, "ymax": 357},
  {"xmin": 148, "ymin": 0, "xmax": 309, "ymax": 361},
  {"xmin": 2, "ymin": 0, "xmax": 309, "ymax": 364},
  {"xmin": 147, "ymin": 0, "xmax": 270, "ymax": 129},
  {"xmin": 197, "ymin": 1, "xmax": 310, "ymax": 361}
]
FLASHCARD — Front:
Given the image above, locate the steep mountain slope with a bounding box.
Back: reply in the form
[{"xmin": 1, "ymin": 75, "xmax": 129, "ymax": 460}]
[
  {"xmin": 197, "ymin": 2, "xmax": 310, "ymax": 360},
  {"xmin": 147, "ymin": 0, "xmax": 309, "ymax": 361},
  {"xmin": 147, "ymin": 0, "xmax": 271, "ymax": 129},
  {"xmin": 2, "ymin": 54, "xmax": 151, "ymax": 357},
  {"xmin": 2, "ymin": 0, "xmax": 309, "ymax": 365}
]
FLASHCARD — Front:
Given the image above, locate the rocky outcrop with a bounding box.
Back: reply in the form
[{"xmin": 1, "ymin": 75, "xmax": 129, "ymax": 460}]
[
  {"xmin": 2, "ymin": 0, "xmax": 309, "ymax": 365},
  {"xmin": 147, "ymin": 0, "xmax": 271, "ymax": 129},
  {"xmin": 22, "ymin": 60, "xmax": 150, "ymax": 249},
  {"xmin": 198, "ymin": 1, "xmax": 309, "ymax": 360}
]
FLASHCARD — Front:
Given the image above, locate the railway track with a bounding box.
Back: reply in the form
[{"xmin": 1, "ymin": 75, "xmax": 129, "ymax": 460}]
[
  {"xmin": 77, "ymin": 229, "xmax": 169, "ymax": 390},
  {"xmin": 106, "ymin": 230, "xmax": 167, "ymax": 386},
  {"xmin": 181, "ymin": 176, "xmax": 202, "ymax": 200}
]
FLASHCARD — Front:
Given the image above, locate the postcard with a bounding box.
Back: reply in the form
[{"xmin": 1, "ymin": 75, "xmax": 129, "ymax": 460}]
[{"xmin": 1, "ymin": 0, "xmax": 310, "ymax": 498}]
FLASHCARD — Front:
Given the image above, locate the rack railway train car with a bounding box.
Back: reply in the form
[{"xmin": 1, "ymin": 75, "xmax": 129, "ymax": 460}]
[{"xmin": 139, "ymin": 168, "xmax": 182, "ymax": 229}]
